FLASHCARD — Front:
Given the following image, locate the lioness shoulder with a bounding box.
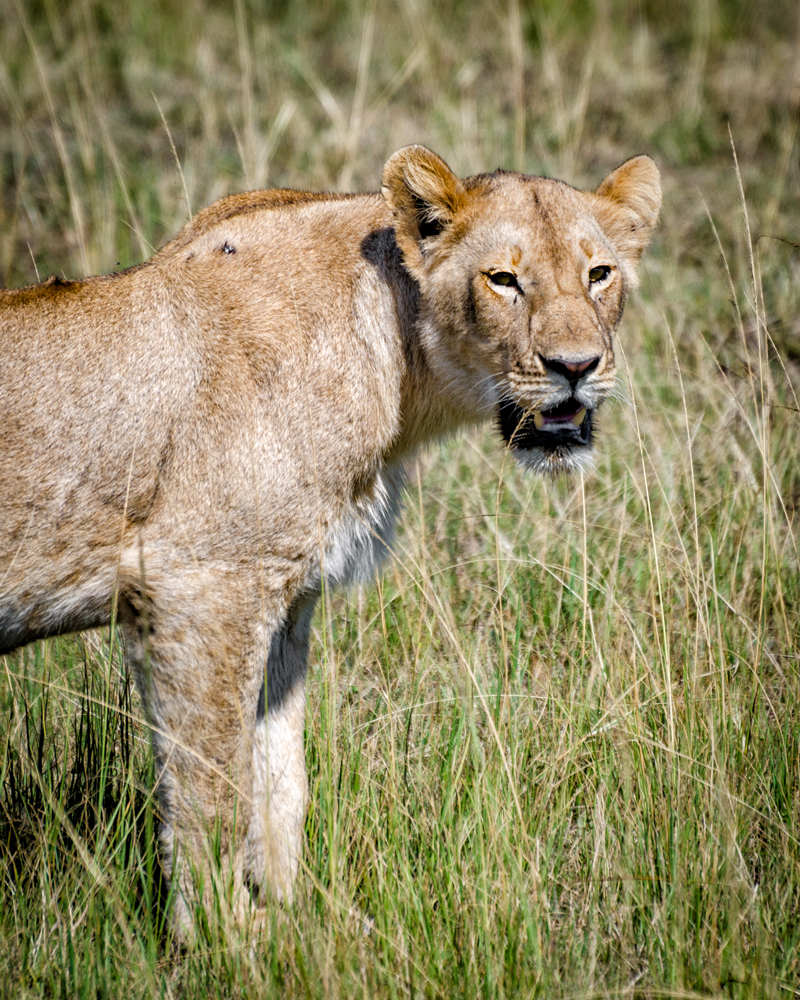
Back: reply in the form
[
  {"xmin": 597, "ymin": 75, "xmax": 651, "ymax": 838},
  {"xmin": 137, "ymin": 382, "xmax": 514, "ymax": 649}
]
[{"xmin": 0, "ymin": 145, "xmax": 660, "ymax": 933}]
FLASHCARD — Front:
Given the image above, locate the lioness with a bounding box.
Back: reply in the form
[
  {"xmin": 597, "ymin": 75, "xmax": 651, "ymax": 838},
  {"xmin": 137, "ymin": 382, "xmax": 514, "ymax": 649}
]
[{"xmin": 0, "ymin": 145, "xmax": 660, "ymax": 932}]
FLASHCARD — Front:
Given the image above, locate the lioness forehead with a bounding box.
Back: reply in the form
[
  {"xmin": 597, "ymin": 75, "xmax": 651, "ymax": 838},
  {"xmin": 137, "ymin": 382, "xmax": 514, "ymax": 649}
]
[
  {"xmin": 465, "ymin": 171, "xmax": 592, "ymax": 220},
  {"xmin": 466, "ymin": 168, "xmax": 573, "ymax": 193},
  {"xmin": 450, "ymin": 172, "xmax": 606, "ymax": 262}
]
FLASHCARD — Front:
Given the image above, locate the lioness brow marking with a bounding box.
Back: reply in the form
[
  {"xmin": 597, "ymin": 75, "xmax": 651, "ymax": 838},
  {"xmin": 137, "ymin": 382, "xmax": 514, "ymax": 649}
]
[{"xmin": 0, "ymin": 143, "xmax": 660, "ymax": 938}]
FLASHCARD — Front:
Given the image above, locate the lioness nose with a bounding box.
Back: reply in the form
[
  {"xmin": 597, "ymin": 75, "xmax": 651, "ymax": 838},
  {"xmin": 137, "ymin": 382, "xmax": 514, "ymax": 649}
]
[{"xmin": 540, "ymin": 354, "xmax": 601, "ymax": 386}]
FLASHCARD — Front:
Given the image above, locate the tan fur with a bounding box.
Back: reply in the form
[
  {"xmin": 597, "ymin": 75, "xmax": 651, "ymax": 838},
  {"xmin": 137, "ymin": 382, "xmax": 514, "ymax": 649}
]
[{"xmin": 0, "ymin": 146, "xmax": 660, "ymax": 934}]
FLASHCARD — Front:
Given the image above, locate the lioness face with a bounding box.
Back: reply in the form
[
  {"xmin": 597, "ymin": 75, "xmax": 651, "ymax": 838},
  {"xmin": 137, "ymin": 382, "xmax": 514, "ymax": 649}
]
[{"xmin": 383, "ymin": 148, "xmax": 661, "ymax": 473}]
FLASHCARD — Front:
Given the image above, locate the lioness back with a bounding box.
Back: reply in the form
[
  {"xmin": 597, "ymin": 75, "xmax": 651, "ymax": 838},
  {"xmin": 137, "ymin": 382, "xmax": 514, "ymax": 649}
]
[
  {"xmin": 1, "ymin": 192, "xmax": 407, "ymax": 648},
  {"xmin": 0, "ymin": 146, "xmax": 660, "ymax": 934}
]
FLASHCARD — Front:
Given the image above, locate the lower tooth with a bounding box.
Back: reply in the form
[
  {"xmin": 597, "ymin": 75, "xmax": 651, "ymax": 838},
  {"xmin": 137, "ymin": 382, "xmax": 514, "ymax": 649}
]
[
  {"xmin": 571, "ymin": 407, "xmax": 587, "ymax": 427},
  {"xmin": 533, "ymin": 411, "xmax": 544, "ymax": 429}
]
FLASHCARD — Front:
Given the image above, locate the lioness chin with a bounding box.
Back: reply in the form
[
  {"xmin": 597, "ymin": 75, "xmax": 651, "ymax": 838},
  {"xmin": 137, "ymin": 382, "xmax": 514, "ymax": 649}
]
[{"xmin": 0, "ymin": 145, "xmax": 660, "ymax": 935}]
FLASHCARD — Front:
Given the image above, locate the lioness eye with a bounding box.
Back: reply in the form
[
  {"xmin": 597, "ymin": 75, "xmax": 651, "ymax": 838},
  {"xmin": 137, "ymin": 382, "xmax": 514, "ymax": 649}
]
[
  {"xmin": 589, "ymin": 265, "xmax": 611, "ymax": 284},
  {"xmin": 489, "ymin": 271, "xmax": 517, "ymax": 287}
]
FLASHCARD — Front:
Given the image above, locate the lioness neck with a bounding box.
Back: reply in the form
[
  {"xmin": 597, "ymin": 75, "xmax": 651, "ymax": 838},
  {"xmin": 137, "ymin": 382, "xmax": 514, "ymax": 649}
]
[
  {"xmin": 177, "ymin": 191, "xmax": 475, "ymax": 469},
  {"xmin": 346, "ymin": 209, "xmax": 477, "ymax": 466}
]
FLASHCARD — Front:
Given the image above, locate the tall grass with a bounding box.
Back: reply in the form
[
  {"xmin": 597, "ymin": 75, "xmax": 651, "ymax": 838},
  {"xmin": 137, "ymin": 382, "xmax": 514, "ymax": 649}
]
[{"xmin": 1, "ymin": 1, "xmax": 799, "ymax": 996}]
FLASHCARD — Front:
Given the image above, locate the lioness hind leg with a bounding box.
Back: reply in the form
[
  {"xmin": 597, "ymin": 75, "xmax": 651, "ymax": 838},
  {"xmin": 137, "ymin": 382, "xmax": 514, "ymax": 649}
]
[
  {"xmin": 119, "ymin": 568, "xmax": 273, "ymax": 937},
  {"xmin": 247, "ymin": 597, "xmax": 315, "ymax": 903}
]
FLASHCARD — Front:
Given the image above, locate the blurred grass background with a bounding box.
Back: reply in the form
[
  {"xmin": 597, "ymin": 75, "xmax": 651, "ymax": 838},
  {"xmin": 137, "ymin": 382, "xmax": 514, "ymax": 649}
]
[{"xmin": 1, "ymin": 0, "xmax": 799, "ymax": 996}]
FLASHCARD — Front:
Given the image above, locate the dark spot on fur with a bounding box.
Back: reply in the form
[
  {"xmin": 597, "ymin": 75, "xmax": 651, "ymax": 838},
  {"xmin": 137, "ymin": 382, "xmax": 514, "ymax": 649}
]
[
  {"xmin": 465, "ymin": 282, "xmax": 478, "ymax": 326},
  {"xmin": 360, "ymin": 229, "xmax": 421, "ymax": 371}
]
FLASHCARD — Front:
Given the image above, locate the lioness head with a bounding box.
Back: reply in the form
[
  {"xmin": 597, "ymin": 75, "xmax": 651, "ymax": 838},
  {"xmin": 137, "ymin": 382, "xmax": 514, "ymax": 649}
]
[{"xmin": 382, "ymin": 146, "xmax": 661, "ymax": 473}]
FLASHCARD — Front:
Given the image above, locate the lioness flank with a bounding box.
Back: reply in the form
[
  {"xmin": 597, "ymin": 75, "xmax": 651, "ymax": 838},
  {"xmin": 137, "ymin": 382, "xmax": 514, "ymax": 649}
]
[{"xmin": 0, "ymin": 145, "xmax": 661, "ymax": 933}]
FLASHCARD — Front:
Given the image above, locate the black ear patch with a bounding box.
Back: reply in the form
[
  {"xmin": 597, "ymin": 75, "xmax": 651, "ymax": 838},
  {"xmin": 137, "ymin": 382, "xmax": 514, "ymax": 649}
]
[{"xmin": 411, "ymin": 193, "xmax": 446, "ymax": 240}]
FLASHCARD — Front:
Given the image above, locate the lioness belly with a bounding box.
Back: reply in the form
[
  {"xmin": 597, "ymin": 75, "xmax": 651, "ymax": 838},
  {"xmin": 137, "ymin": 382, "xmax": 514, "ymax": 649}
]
[
  {"xmin": 0, "ymin": 569, "xmax": 114, "ymax": 655},
  {"xmin": 318, "ymin": 465, "xmax": 405, "ymax": 588}
]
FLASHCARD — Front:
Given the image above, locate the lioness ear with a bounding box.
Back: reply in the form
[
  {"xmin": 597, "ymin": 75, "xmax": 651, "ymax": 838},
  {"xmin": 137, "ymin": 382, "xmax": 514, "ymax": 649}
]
[
  {"xmin": 382, "ymin": 145, "xmax": 466, "ymax": 273},
  {"xmin": 593, "ymin": 155, "xmax": 662, "ymax": 281}
]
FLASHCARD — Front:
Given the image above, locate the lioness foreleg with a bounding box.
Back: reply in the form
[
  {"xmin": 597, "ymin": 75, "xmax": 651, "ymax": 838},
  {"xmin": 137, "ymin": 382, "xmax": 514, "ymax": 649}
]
[
  {"xmin": 120, "ymin": 568, "xmax": 272, "ymax": 936},
  {"xmin": 247, "ymin": 597, "xmax": 315, "ymax": 902}
]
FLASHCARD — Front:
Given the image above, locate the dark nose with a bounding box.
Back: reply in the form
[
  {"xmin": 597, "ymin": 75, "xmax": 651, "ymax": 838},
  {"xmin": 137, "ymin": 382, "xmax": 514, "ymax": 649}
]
[{"xmin": 540, "ymin": 354, "xmax": 601, "ymax": 387}]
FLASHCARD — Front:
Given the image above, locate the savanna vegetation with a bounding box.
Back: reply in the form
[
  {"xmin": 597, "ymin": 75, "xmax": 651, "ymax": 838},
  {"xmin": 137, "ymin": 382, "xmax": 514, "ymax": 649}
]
[{"xmin": 1, "ymin": 0, "xmax": 799, "ymax": 996}]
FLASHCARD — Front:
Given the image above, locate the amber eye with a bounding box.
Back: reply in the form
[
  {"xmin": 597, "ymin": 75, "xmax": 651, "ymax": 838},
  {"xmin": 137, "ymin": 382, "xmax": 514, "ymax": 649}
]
[
  {"xmin": 589, "ymin": 265, "xmax": 611, "ymax": 284},
  {"xmin": 489, "ymin": 271, "xmax": 517, "ymax": 287}
]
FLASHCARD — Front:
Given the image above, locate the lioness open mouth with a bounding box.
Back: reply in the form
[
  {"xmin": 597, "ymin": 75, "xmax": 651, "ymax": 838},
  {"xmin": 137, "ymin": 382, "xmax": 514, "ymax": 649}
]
[{"xmin": 497, "ymin": 396, "xmax": 593, "ymax": 453}]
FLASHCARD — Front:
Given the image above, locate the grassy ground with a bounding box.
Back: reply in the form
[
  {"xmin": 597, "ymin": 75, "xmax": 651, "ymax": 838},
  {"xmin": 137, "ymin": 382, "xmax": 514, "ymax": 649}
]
[{"xmin": 1, "ymin": 0, "xmax": 799, "ymax": 996}]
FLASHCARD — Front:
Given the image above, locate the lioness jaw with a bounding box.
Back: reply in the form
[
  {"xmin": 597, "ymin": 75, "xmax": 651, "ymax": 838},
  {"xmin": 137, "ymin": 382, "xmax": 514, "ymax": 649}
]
[{"xmin": 0, "ymin": 145, "xmax": 660, "ymax": 933}]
